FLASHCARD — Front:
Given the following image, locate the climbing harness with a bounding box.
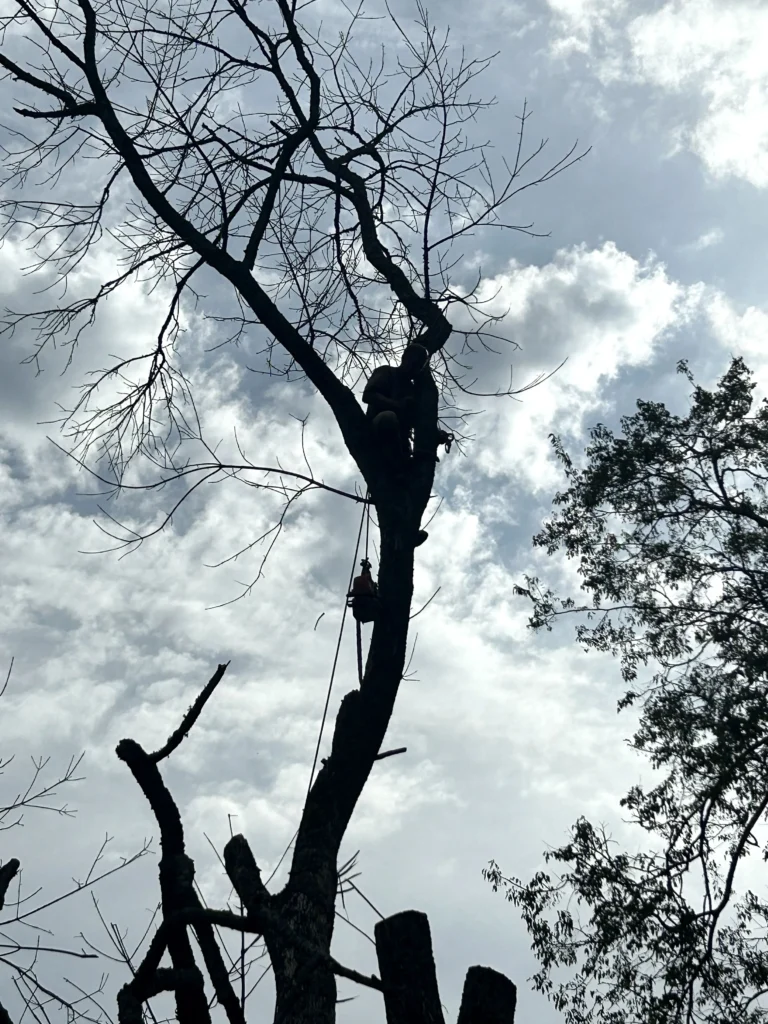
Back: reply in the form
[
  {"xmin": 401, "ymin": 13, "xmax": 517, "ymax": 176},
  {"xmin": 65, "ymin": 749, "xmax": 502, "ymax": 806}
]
[
  {"xmin": 439, "ymin": 428, "xmax": 454, "ymax": 455},
  {"xmin": 413, "ymin": 428, "xmax": 454, "ymax": 464}
]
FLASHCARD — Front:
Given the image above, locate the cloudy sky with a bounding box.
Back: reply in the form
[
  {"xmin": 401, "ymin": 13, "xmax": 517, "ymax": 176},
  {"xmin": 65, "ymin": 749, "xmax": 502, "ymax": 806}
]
[{"xmin": 1, "ymin": 0, "xmax": 767, "ymax": 1020}]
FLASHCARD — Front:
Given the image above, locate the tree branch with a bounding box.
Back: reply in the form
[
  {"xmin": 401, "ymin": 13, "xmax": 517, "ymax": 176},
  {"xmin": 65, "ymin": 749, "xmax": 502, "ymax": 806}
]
[
  {"xmin": 115, "ymin": 739, "xmax": 210, "ymax": 1024},
  {"xmin": 150, "ymin": 663, "xmax": 229, "ymax": 763},
  {"xmin": 0, "ymin": 861, "xmax": 20, "ymax": 913}
]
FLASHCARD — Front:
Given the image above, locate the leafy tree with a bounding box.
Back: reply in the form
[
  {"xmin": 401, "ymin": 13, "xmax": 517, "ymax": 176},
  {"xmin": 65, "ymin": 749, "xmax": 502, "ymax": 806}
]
[
  {"xmin": 0, "ymin": 0, "xmax": 585, "ymax": 1021},
  {"xmin": 486, "ymin": 356, "xmax": 768, "ymax": 1023}
]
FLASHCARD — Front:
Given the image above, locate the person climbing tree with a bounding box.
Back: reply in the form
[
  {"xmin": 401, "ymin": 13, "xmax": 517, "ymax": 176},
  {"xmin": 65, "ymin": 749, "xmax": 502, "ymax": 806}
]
[
  {"xmin": 362, "ymin": 343, "xmax": 453, "ymax": 549},
  {"xmin": 363, "ymin": 344, "xmax": 454, "ymax": 474},
  {"xmin": 363, "ymin": 343, "xmax": 429, "ymax": 465}
]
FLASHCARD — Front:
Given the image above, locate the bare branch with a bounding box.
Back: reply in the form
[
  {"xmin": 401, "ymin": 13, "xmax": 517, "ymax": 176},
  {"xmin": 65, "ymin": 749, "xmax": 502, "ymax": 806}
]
[{"xmin": 150, "ymin": 663, "xmax": 230, "ymax": 763}]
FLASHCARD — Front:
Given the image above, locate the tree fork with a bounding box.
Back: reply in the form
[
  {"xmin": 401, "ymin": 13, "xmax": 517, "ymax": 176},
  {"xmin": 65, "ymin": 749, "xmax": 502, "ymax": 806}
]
[{"xmin": 116, "ymin": 739, "xmax": 241, "ymax": 1024}]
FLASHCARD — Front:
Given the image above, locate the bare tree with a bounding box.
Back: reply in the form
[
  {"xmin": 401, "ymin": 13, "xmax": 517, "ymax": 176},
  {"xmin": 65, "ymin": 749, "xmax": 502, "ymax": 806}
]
[
  {"xmin": 0, "ymin": 0, "xmax": 587, "ymax": 1020},
  {"xmin": 0, "ymin": 660, "xmax": 150, "ymax": 1023}
]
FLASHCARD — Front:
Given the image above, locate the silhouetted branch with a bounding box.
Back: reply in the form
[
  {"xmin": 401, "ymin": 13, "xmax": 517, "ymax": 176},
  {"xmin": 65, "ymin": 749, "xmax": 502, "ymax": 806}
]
[
  {"xmin": 374, "ymin": 748, "xmax": 407, "ymax": 762},
  {"xmin": 115, "ymin": 739, "xmax": 211, "ymax": 1024},
  {"xmin": 150, "ymin": 663, "xmax": 230, "ymax": 763},
  {"xmin": 0, "ymin": 861, "xmax": 19, "ymax": 913}
]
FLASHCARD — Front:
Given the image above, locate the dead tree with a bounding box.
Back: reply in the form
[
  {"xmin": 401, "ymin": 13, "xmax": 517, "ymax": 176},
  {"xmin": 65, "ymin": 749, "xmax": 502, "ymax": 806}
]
[{"xmin": 0, "ymin": 0, "xmax": 586, "ymax": 1019}]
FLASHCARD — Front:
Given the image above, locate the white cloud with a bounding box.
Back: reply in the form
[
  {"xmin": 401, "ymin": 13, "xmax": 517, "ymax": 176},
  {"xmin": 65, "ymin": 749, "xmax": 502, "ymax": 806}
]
[
  {"xmin": 546, "ymin": 0, "xmax": 768, "ymax": 188},
  {"xmin": 683, "ymin": 227, "xmax": 724, "ymax": 251},
  {"xmin": 547, "ymin": 0, "xmax": 630, "ymax": 59},
  {"xmin": 704, "ymin": 291, "xmax": 768, "ymax": 390},
  {"xmin": 452, "ymin": 241, "xmax": 699, "ymax": 492}
]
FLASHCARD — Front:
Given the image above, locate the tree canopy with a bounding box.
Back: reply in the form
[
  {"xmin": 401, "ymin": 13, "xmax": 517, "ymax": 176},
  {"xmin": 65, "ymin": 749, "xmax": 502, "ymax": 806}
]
[{"xmin": 487, "ymin": 356, "xmax": 768, "ymax": 1023}]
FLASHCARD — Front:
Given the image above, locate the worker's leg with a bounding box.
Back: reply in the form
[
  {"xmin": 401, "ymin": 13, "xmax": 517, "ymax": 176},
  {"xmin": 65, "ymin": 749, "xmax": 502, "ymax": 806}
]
[{"xmin": 372, "ymin": 411, "xmax": 408, "ymax": 469}]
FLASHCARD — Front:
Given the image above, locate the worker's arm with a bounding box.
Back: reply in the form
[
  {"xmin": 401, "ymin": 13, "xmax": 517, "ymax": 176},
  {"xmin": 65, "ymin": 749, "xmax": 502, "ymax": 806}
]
[{"xmin": 362, "ymin": 367, "xmax": 409, "ymax": 414}]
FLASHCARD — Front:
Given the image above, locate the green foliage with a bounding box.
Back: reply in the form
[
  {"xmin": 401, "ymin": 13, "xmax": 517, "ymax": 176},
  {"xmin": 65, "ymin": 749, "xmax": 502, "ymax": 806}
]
[{"xmin": 495, "ymin": 357, "xmax": 768, "ymax": 1022}]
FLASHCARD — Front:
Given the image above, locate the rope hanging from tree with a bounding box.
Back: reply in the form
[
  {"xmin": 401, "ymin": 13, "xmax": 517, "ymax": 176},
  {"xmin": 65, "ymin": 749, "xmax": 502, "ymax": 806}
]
[
  {"xmin": 305, "ymin": 497, "xmax": 368, "ymax": 803},
  {"xmin": 269, "ymin": 496, "xmax": 370, "ymax": 890}
]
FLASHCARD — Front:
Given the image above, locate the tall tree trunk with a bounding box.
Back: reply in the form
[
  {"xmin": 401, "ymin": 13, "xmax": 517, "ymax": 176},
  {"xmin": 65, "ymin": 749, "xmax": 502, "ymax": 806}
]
[{"xmin": 257, "ymin": 502, "xmax": 420, "ymax": 1022}]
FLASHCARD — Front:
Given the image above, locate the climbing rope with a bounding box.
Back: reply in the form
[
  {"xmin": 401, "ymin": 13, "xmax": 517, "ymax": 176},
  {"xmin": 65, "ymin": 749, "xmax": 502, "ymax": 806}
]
[
  {"xmin": 355, "ymin": 620, "xmax": 364, "ymax": 686},
  {"xmin": 305, "ymin": 495, "xmax": 368, "ymax": 804},
  {"xmin": 364, "ymin": 493, "xmax": 371, "ymax": 560},
  {"xmin": 269, "ymin": 492, "xmax": 372, "ymax": 888}
]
